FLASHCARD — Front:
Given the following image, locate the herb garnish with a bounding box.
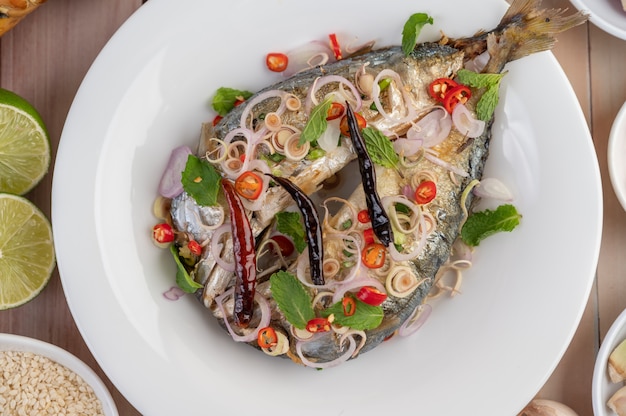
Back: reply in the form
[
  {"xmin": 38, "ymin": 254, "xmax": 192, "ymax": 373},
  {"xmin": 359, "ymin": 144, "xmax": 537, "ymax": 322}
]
[
  {"xmin": 361, "ymin": 127, "xmax": 399, "ymax": 168},
  {"xmin": 212, "ymin": 87, "xmax": 253, "ymax": 116},
  {"xmin": 181, "ymin": 155, "xmax": 222, "ymax": 206},
  {"xmin": 321, "ymin": 295, "xmax": 384, "ymax": 330},
  {"xmin": 276, "ymin": 211, "xmax": 307, "ymax": 253},
  {"xmin": 401, "ymin": 13, "xmax": 434, "ymax": 57},
  {"xmin": 456, "ymin": 69, "xmax": 506, "ymax": 121},
  {"xmin": 170, "ymin": 245, "xmax": 203, "ymax": 293},
  {"xmin": 270, "ymin": 271, "xmax": 315, "ymax": 329},
  {"xmin": 300, "ymin": 97, "xmax": 333, "ymax": 145},
  {"xmin": 461, "ymin": 204, "xmax": 522, "ymax": 247}
]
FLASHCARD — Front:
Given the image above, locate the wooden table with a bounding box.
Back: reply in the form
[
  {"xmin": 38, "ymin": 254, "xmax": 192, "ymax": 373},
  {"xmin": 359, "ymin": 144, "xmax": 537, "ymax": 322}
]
[{"xmin": 0, "ymin": 0, "xmax": 622, "ymax": 414}]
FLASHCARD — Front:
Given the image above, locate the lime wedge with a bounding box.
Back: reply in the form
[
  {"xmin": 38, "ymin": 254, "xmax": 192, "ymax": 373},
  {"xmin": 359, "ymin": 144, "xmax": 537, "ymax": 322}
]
[
  {"xmin": 0, "ymin": 88, "xmax": 50, "ymax": 195},
  {"xmin": 0, "ymin": 193, "xmax": 55, "ymax": 309}
]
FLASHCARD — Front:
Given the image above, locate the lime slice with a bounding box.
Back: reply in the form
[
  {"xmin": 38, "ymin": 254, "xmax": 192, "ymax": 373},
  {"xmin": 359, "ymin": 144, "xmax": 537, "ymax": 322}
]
[
  {"xmin": 0, "ymin": 88, "xmax": 50, "ymax": 195},
  {"xmin": 0, "ymin": 193, "xmax": 55, "ymax": 309}
]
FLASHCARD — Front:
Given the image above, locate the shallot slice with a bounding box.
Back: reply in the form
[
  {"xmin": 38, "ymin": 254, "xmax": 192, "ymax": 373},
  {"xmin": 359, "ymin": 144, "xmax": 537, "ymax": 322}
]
[
  {"xmin": 158, "ymin": 145, "xmax": 192, "ymax": 198},
  {"xmin": 473, "ymin": 177, "xmax": 514, "ymax": 201},
  {"xmin": 451, "ymin": 103, "xmax": 485, "ymax": 138},
  {"xmin": 407, "ymin": 108, "xmax": 452, "ymax": 148}
]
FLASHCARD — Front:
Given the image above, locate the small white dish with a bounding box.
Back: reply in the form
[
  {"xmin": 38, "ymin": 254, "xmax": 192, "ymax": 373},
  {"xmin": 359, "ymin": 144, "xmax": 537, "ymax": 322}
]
[
  {"xmin": 608, "ymin": 101, "xmax": 626, "ymax": 211},
  {"xmin": 0, "ymin": 333, "xmax": 118, "ymax": 416},
  {"xmin": 593, "ymin": 308, "xmax": 626, "ymax": 415},
  {"xmin": 570, "ymin": 0, "xmax": 626, "ymax": 40}
]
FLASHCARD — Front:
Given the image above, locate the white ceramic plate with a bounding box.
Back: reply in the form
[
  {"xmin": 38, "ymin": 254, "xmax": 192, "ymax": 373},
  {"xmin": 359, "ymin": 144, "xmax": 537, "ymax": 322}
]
[
  {"xmin": 570, "ymin": 0, "xmax": 626, "ymax": 40},
  {"xmin": 608, "ymin": 101, "xmax": 626, "ymax": 211},
  {"xmin": 0, "ymin": 333, "xmax": 118, "ymax": 415},
  {"xmin": 52, "ymin": 0, "xmax": 602, "ymax": 415},
  {"xmin": 593, "ymin": 308, "xmax": 626, "ymax": 415}
]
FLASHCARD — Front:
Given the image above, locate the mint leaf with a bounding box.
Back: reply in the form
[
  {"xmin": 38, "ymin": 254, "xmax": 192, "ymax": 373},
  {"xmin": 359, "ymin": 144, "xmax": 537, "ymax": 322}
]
[
  {"xmin": 170, "ymin": 245, "xmax": 203, "ymax": 293},
  {"xmin": 320, "ymin": 296, "xmax": 384, "ymax": 330},
  {"xmin": 300, "ymin": 97, "xmax": 332, "ymax": 145},
  {"xmin": 181, "ymin": 155, "xmax": 222, "ymax": 206},
  {"xmin": 461, "ymin": 204, "xmax": 522, "ymax": 247},
  {"xmin": 362, "ymin": 127, "xmax": 399, "ymax": 168},
  {"xmin": 270, "ymin": 271, "xmax": 315, "ymax": 329},
  {"xmin": 276, "ymin": 211, "xmax": 307, "ymax": 253},
  {"xmin": 456, "ymin": 69, "xmax": 506, "ymax": 120},
  {"xmin": 212, "ymin": 87, "xmax": 253, "ymax": 116},
  {"xmin": 401, "ymin": 13, "xmax": 434, "ymax": 56}
]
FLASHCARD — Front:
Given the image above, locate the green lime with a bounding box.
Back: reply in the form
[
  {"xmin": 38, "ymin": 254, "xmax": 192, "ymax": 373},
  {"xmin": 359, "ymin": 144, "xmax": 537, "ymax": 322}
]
[
  {"xmin": 0, "ymin": 193, "xmax": 55, "ymax": 309},
  {"xmin": 0, "ymin": 88, "xmax": 50, "ymax": 195}
]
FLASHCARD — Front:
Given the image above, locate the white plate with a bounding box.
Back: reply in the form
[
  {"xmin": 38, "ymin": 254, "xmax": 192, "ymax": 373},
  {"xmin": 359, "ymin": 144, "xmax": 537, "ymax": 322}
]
[
  {"xmin": 0, "ymin": 333, "xmax": 118, "ymax": 416},
  {"xmin": 570, "ymin": 0, "xmax": 626, "ymax": 40},
  {"xmin": 608, "ymin": 101, "xmax": 626, "ymax": 211},
  {"xmin": 593, "ymin": 308, "xmax": 626, "ymax": 415},
  {"xmin": 51, "ymin": 0, "xmax": 602, "ymax": 415}
]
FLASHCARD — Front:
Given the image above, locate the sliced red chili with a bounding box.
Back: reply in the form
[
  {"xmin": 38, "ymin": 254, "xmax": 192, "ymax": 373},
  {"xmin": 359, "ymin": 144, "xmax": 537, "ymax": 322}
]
[
  {"xmin": 187, "ymin": 240, "xmax": 202, "ymax": 256},
  {"xmin": 266, "ymin": 52, "xmax": 289, "ymax": 72},
  {"xmin": 357, "ymin": 209, "xmax": 370, "ymax": 223},
  {"xmin": 306, "ymin": 317, "xmax": 332, "ymax": 333},
  {"xmin": 329, "ymin": 33, "xmax": 342, "ymax": 60},
  {"xmin": 234, "ymin": 171, "xmax": 263, "ymax": 200},
  {"xmin": 415, "ymin": 180, "xmax": 437, "ymax": 205},
  {"xmin": 363, "ymin": 228, "xmax": 375, "ymax": 246},
  {"xmin": 356, "ymin": 286, "xmax": 388, "ymax": 306},
  {"xmin": 212, "ymin": 115, "xmax": 223, "ymax": 126},
  {"xmin": 361, "ymin": 242, "xmax": 386, "ymax": 269},
  {"xmin": 152, "ymin": 223, "xmax": 174, "ymax": 247},
  {"xmin": 339, "ymin": 112, "xmax": 366, "ymax": 137},
  {"xmin": 257, "ymin": 326, "xmax": 278, "ymax": 348},
  {"xmin": 443, "ymin": 85, "xmax": 471, "ymax": 113},
  {"xmin": 270, "ymin": 235, "xmax": 295, "ymax": 257},
  {"xmin": 428, "ymin": 78, "xmax": 458, "ymax": 103},
  {"xmin": 342, "ymin": 296, "xmax": 356, "ymax": 316},
  {"xmin": 326, "ymin": 102, "xmax": 345, "ymax": 121}
]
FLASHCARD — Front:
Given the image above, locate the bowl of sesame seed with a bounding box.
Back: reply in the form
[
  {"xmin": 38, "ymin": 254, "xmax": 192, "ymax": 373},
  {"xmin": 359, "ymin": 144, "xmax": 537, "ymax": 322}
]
[{"xmin": 0, "ymin": 333, "xmax": 118, "ymax": 416}]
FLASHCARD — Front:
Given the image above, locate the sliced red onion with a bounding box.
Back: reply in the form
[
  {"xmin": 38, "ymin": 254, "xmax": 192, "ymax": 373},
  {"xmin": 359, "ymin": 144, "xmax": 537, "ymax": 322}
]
[
  {"xmin": 158, "ymin": 145, "xmax": 192, "ymax": 198},
  {"xmin": 282, "ymin": 40, "xmax": 334, "ymax": 77},
  {"xmin": 317, "ymin": 117, "xmax": 342, "ymax": 152},
  {"xmin": 393, "ymin": 138, "xmax": 423, "ymax": 157},
  {"xmin": 464, "ymin": 51, "xmax": 490, "ymax": 73},
  {"xmin": 371, "ymin": 69, "xmax": 417, "ymax": 124},
  {"xmin": 473, "ymin": 177, "xmax": 514, "ymax": 202},
  {"xmin": 408, "ymin": 108, "xmax": 452, "ymax": 148},
  {"xmin": 215, "ymin": 288, "xmax": 271, "ymax": 343},
  {"xmin": 210, "ymin": 224, "xmax": 235, "ymax": 272},
  {"xmin": 296, "ymin": 251, "xmax": 337, "ymax": 290},
  {"xmin": 452, "ymin": 103, "xmax": 485, "ymax": 138},
  {"xmin": 305, "ymin": 75, "xmax": 362, "ymax": 114},
  {"xmin": 398, "ymin": 304, "xmax": 432, "ymax": 337},
  {"xmin": 239, "ymin": 90, "xmax": 287, "ymax": 131},
  {"xmin": 296, "ymin": 334, "xmax": 356, "ymax": 369},
  {"xmin": 423, "ymin": 151, "xmax": 468, "ymax": 177},
  {"xmin": 163, "ymin": 286, "xmax": 185, "ymax": 301}
]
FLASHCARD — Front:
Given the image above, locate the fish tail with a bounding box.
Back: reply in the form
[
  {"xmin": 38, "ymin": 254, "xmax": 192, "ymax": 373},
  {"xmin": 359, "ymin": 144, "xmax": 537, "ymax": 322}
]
[{"xmin": 445, "ymin": 0, "xmax": 588, "ymax": 73}]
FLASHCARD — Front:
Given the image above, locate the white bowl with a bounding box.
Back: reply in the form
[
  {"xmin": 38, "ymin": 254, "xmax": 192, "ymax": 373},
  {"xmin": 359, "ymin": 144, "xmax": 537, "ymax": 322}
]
[
  {"xmin": 593, "ymin": 308, "xmax": 626, "ymax": 415},
  {"xmin": 570, "ymin": 0, "xmax": 626, "ymax": 41},
  {"xmin": 0, "ymin": 333, "xmax": 118, "ymax": 416},
  {"xmin": 608, "ymin": 101, "xmax": 626, "ymax": 212}
]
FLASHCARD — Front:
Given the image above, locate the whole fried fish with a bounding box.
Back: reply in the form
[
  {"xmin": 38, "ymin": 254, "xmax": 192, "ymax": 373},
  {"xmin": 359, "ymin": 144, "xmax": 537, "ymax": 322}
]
[{"xmin": 166, "ymin": 0, "xmax": 587, "ymax": 368}]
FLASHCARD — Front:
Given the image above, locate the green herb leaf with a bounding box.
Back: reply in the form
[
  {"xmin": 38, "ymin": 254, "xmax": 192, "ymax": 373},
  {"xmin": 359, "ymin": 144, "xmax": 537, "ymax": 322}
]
[
  {"xmin": 170, "ymin": 245, "xmax": 203, "ymax": 293},
  {"xmin": 461, "ymin": 204, "xmax": 522, "ymax": 247},
  {"xmin": 401, "ymin": 13, "xmax": 434, "ymax": 56},
  {"xmin": 181, "ymin": 155, "xmax": 222, "ymax": 206},
  {"xmin": 362, "ymin": 127, "xmax": 399, "ymax": 168},
  {"xmin": 300, "ymin": 97, "xmax": 332, "ymax": 145},
  {"xmin": 212, "ymin": 87, "xmax": 253, "ymax": 116},
  {"xmin": 321, "ymin": 295, "xmax": 384, "ymax": 330},
  {"xmin": 456, "ymin": 69, "xmax": 506, "ymax": 120},
  {"xmin": 276, "ymin": 211, "xmax": 307, "ymax": 253},
  {"xmin": 270, "ymin": 271, "xmax": 315, "ymax": 329}
]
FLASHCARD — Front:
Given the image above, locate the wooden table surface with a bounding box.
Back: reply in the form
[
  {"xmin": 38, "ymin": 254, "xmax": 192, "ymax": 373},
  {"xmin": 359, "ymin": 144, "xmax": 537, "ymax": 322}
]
[{"xmin": 0, "ymin": 0, "xmax": 623, "ymax": 414}]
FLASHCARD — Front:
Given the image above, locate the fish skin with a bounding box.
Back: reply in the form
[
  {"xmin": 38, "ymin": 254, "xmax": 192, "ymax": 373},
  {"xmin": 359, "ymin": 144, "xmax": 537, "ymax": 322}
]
[{"xmin": 169, "ymin": 0, "xmax": 587, "ymax": 366}]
